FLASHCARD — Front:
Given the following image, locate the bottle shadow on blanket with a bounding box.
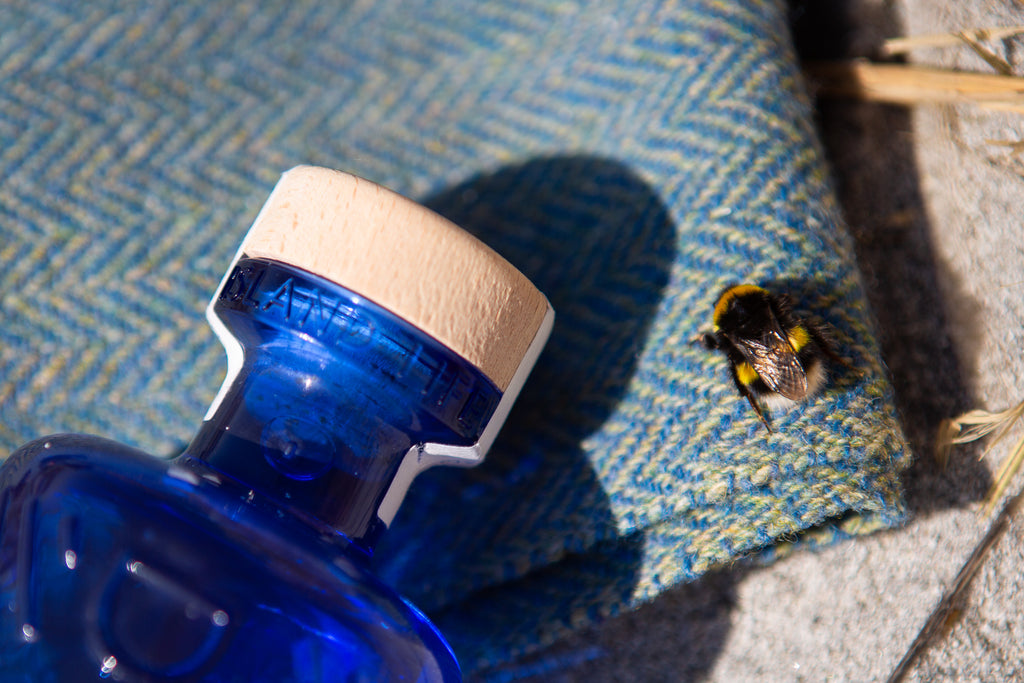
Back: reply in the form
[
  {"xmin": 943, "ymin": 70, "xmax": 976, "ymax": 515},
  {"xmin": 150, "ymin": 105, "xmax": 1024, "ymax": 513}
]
[
  {"xmin": 474, "ymin": 567, "xmax": 741, "ymax": 683},
  {"xmin": 373, "ymin": 155, "xmax": 703, "ymax": 669}
]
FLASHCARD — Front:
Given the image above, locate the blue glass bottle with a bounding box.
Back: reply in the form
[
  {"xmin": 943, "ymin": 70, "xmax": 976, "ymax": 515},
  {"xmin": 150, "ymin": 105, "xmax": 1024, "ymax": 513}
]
[{"xmin": 0, "ymin": 168, "xmax": 553, "ymax": 682}]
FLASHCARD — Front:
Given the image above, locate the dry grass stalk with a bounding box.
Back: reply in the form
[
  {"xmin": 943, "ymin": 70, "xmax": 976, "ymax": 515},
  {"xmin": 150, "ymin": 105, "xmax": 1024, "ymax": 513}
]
[
  {"xmin": 882, "ymin": 26, "xmax": 1024, "ymax": 56},
  {"xmin": 955, "ymin": 31, "xmax": 1014, "ymax": 76},
  {"xmin": 939, "ymin": 398, "xmax": 1024, "ymax": 515},
  {"xmin": 887, "ymin": 486, "xmax": 1024, "ymax": 682},
  {"xmin": 805, "ymin": 61, "xmax": 1024, "ymax": 113},
  {"xmin": 984, "ymin": 139, "xmax": 1024, "ymax": 154}
]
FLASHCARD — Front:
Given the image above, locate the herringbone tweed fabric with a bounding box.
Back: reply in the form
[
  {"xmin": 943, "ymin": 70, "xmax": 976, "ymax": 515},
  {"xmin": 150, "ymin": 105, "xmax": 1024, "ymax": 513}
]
[{"xmin": 0, "ymin": 0, "xmax": 911, "ymax": 673}]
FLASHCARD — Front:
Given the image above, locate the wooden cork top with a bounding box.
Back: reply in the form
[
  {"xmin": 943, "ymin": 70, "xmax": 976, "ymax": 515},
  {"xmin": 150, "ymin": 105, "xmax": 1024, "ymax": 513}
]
[{"xmin": 239, "ymin": 166, "xmax": 551, "ymax": 391}]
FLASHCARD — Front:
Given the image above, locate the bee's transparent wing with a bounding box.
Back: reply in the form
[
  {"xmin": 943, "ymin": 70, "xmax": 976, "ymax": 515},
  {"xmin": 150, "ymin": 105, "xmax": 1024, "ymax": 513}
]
[{"xmin": 727, "ymin": 324, "xmax": 808, "ymax": 400}]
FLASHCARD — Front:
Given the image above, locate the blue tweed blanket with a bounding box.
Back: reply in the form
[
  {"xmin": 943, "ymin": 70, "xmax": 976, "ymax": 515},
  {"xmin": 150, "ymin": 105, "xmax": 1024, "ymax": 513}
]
[{"xmin": 0, "ymin": 0, "xmax": 910, "ymax": 674}]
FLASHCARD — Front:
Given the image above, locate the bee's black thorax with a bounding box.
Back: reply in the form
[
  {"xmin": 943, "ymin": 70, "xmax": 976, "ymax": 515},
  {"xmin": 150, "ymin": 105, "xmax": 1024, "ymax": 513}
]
[{"xmin": 711, "ymin": 285, "xmax": 774, "ymax": 336}]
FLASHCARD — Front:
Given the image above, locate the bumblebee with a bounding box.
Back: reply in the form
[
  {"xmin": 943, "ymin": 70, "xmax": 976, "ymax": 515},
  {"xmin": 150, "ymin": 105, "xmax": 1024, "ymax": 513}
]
[{"xmin": 700, "ymin": 284, "xmax": 842, "ymax": 432}]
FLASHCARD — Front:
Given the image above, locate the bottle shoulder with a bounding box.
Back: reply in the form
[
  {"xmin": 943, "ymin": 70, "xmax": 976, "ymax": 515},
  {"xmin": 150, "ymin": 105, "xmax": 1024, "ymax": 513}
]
[
  {"xmin": 2, "ymin": 434, "xmax": 385, "ymax": 597},
  {"xmin": 1, "ymin": 433, "xmax": 152, "ymax": 483}
]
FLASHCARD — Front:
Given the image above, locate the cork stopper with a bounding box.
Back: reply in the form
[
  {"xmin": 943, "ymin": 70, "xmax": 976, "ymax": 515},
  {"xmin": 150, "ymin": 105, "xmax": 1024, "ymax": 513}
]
[{"xmin": 238, "ymin": 166, "xmax": 551, "ymax": 392}]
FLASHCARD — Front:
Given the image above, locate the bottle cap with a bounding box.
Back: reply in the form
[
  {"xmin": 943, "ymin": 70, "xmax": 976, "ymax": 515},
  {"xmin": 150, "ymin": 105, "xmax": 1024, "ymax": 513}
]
[{"xmin": 238, "ymin": 166, "xmax": 552, "ymax": 393}]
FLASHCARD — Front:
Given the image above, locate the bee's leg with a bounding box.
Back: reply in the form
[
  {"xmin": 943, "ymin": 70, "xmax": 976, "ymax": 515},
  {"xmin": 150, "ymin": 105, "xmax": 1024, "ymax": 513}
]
[
  {"xmin": 696, "ymin": 331, "xmax": 722, "ymax": 350},
  {"xmin": 744, "ymin": 391, "xmax": 773, "ymax": 433},
  {"xmin": 729, "ymin": 365, "xmax": 773, "ymax": 433},
  {"xmin": 806, "ymin": 321, "xmax": 847, "ymax": 367}
]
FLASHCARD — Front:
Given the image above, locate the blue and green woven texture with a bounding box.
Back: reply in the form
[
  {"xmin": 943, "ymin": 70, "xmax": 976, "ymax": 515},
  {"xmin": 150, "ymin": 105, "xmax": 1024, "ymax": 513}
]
[{"xmin": 0, "ymin": 0, "xmax": 911, "ymax": 675}]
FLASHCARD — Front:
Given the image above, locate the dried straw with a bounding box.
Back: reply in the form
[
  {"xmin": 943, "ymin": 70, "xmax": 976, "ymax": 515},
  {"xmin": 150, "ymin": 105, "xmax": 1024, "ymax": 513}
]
[
  {"xmin": 881, "ymin": 26, "xmax": 1024, "ymax": 57},
  {"xmin": 804, "ymin": 61, "xmax": 1024, "ymax": 113},
  {"xmin": 939, "ymin": 399, "xmax": 1024, "ymax": 515}
]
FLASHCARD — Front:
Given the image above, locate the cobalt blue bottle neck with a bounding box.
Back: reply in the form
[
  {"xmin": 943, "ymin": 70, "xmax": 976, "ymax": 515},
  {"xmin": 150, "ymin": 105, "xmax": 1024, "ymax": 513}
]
[{"xmin": 181, "ymin": 257, "xmax": 501, "ymax": 558}]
